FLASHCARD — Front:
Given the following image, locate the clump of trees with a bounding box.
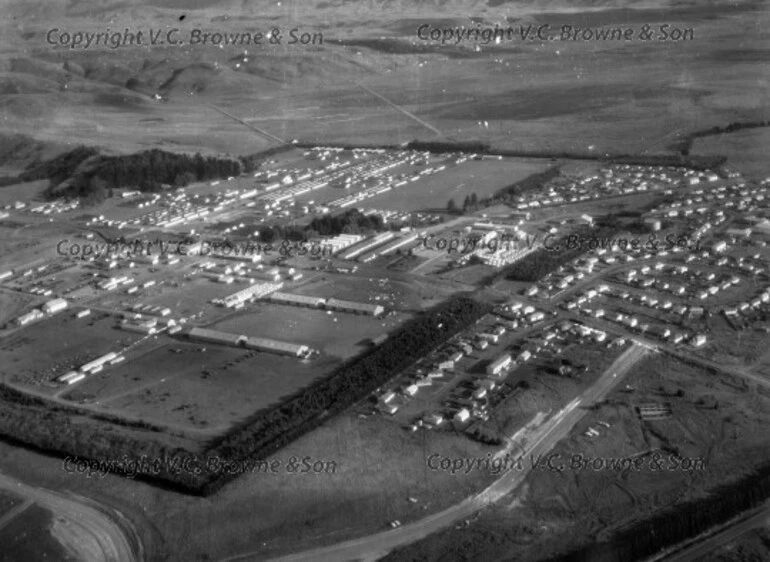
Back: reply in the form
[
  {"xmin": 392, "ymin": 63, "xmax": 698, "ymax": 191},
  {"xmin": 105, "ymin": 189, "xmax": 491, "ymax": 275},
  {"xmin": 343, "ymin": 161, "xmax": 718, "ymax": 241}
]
[
  {"xmin": 307, "ymin": 208, "xmax": 384, "ymax": 236},
  {"xmin": 254, "ymin": 208, "xmax": 387, "ymax": 244},
  {"xmin": 495, "ymin": 167, "xmax": 561, "ymax": 202},
  {"xmin": 239, "ymin": 145, "xmax": 295, "ymax": 173},
  {"xmin": 504, "ymin": 216, "xmax": 652, "ymax": 282},
  {"xmin": 35, "ymin": 147, "xmax": 242, "ymax": 203}
]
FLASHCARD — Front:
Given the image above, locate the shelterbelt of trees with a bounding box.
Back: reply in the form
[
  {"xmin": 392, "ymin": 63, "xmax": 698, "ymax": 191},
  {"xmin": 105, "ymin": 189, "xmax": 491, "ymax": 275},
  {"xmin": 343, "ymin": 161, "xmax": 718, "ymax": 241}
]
[
  {"xmin": 0, "ymin": 296, "xmax": 490, "ymax": 495},
  {"xmin": 20, "ymin": 146, "xmax": 243, "ymax": 205},
  {"xmin": 294, "ymin": 139, "xmax": 726, "ymax": 170},
  {"xmin": 674, "ymin": 119, "xmax": 770, "ymax": 155}
]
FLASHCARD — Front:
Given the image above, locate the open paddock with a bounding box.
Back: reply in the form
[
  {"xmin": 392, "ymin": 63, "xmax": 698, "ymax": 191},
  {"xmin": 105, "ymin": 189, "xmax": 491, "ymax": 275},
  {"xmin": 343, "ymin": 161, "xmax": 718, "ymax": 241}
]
[
  {"xmin": 292, "ymin": 272, "xmax": 440, "ymax": 311},
  {"xmin": 95, "ymin": 274, "xmax": 253, "ymax": 321},
  {"xmin": 212, "ymin": 304, "xmax": 410, "ymax": 360},
  {"xmin": 0, "ymin": 309, "xmax": 142, "ymax": 389},
  {"xmin": 64, "ymin": 341, "xmax": 339, "ymax": 432},
  {"xmin": 367, "ymin": 158, "xmax": 552, "ymax": 213},
  {"xmin": 0, "ymin": 289, "xmax": 40, "ymax": 329}
]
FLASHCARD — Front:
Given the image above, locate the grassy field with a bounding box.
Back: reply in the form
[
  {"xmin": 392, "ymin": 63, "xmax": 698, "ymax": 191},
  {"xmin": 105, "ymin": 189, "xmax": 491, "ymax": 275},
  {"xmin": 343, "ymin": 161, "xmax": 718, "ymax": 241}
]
[
  {"xmin": 293, "ymin": 271, "xmax": 434, "ymax": 311},
  {"xmin": 65, "ymin": 341, "xmax": 339, "ymax": 432},
  {"xmin": 0, "ymin": 289, "xmax": 39, "ymax": 329},
  {"xmin": 369, "ymin": 158, "xmax": 552, "ymax": 213},
  {"xmin": 0, "ymin": 309, "xmax": 142, "ymax": 389},
  {"xmin": 212, "ymin": 303, "xmax": 409, "ymax": 359}
]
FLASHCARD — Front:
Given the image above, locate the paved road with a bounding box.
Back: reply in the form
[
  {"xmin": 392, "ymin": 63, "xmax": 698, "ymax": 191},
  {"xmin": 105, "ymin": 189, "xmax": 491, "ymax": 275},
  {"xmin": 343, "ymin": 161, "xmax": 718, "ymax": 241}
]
[
  {"xmin": 656, "ymin": 501, "xmax": 770, "ymax": 562},
  {"xmin": 569, "ymin": 312, "xmax": 770, "ymax": 392},
  {"xmin": 0, "ymin": 470, "xmax": 141, "ymax": 562},
  {"xmin": 0, "ymin": 498, "xmax": 33, "ymax": 532},
  {"xmin": 221, "ymin": 343, "xmax": 648, "ymax": 562}
]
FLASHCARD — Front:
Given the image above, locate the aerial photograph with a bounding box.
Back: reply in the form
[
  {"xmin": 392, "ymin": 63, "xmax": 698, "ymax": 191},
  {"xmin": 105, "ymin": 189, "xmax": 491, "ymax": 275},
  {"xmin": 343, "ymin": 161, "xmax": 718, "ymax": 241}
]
[{"xmin": 0, "ymin": 0, "xmax": 768, "ymax": 561}]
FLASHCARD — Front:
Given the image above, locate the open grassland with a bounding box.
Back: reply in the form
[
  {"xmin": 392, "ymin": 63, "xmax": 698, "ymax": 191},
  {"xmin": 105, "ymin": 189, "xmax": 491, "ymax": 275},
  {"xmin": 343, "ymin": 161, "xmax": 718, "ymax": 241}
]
[
  {"xmin": 0, "ymin": 311, "xmax": 141, "ymax": 389},
  {"xmin": 0, "ymin": 3, "xmax": 765, "ymax": 161},
  {"xmin": 371, "ymin": 158, "xmax": 551, "ymax": 212},
  {"xmin": 212, "ymin": 304, "xmax": 409, "ymax": 359},
  {"xmin": 692, "ymin": 127, "xmax": 770, "ymax": 181},
  {"xmin": 66, "ymin": 342, "xmax": 339, "ymax": 432}
]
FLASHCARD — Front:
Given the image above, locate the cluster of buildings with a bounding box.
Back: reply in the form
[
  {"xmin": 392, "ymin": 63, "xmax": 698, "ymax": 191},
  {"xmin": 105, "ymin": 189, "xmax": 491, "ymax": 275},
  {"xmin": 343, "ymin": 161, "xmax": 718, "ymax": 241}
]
[
  {"xmin": 359, "ymin": 207, "xmax": 441, "ymax": 228},
  {"xmin": 375, "ymin": 302, "xmax": 550, "ymax": 423},
  {"xmin": 327, "ymin": 152, "xmax": 420, "ymax": 208},
  {"xmin": 213, "ymin": 281, "xmax": 284, "ymax": 309},
  {"xmin": 617, "ymin": 265, "xmax": 741, "ymax": 302},
  {"xmin": 257, "ymin": 175, "xmax": 329, "ymax": 206},
  {"xmin": 13, "ymin": 298, "xmax": 68, "ymax": 327},
  {"xmin": 722, "ymin": 283, "xmax": 770, "ymax": 329},
  {"xmin": 57, "ymin": 351, "xmax": 125, "ymax": 385},
  {"xmin": 119, "ymin": 303, "xmax": 178, "ymax": 334},
  {"xmin": 514, "ymin": 164, "xmax": 699, "ymax": 210},
  {"xmin": 339, "ymin": 232, "xmax": 395, "ymax": 261},
  {"xmin": 29, "ymin": 200, "xmax": 79, "ymax": 215}
]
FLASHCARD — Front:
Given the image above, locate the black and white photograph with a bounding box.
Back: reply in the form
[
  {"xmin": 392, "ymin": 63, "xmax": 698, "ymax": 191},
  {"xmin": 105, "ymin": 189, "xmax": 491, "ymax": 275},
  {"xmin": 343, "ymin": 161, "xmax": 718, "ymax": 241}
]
[{"xmin": 0, "ymin": 0, "xmax": 769, "ymax": 561}]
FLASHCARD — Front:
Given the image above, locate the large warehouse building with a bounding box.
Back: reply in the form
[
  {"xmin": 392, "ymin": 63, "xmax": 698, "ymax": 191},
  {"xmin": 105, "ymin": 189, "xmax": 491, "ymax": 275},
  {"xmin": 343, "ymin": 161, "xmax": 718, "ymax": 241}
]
[
  {"xmin": 243, "ymin": 337, "xmax": 309, "ymax": 357},
  {"xmin": 270, "ymin": 292, "xmax": 326, "ymax": 308},
  {"xmin": 326, "ymin": 298, "xmax": 384, "ymax": 317},
  {"xmin": 186, "ymin": 327, "xmax": 310, "ymax": 357},
  {"xmin": 188, "ymin": 327, "xmax": 246, "ymax": 347}
]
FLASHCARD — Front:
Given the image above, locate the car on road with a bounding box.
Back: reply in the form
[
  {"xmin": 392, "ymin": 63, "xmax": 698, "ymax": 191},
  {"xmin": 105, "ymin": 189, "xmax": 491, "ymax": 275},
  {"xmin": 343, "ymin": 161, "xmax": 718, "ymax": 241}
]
[{"xmin": 388, "ymin": 520, "xmax": 401, "ymax": 528}]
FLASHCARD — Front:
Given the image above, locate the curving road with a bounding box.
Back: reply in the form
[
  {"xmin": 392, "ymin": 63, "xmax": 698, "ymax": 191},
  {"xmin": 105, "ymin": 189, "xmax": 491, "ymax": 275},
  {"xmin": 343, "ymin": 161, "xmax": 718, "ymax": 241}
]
[
  {"xmin": 0, "ymin": 470, "xmax": 141, "ymax": 562},
  {"xmin": 220, "ymin": 342, "xmax": 649, "ymax": 562}
]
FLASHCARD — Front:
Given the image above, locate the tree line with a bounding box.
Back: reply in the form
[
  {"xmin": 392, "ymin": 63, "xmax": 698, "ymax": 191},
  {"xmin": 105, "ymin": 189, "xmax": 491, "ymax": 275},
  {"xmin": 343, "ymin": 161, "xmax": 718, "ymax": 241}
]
[
  {"xmin": 447, "ymin": 167, "xmax": 561, "ymax": 215},
  {"xmin": 201, "ymin": 295, "xmax": 491, "ymax": 494},
  {"xmin": 25, "ymin": 146, "xmax": 242, "ymax": 204},
  {"xmin": 406, "ymin": 140, "xmax": 491, "ymax": 154},
  {"xmin": 504, "ymin": 217, "xmax": 652, "ymax": 283},
  {"xmin": 675, "ymin": 119, "xmax": 770, "ymax": 155},
  {"xmin": 0, "ymin": 297, "xmax": 491, "ymax": 495}
]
